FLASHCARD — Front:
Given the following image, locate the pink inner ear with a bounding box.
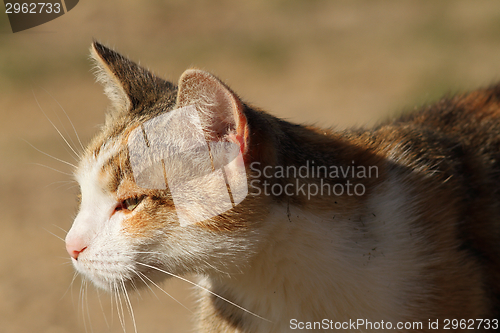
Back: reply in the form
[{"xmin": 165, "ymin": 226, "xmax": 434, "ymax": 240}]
[
  {"xmin": 228, "ymin": 131, "xmax": 246, "ymax": 153},
  {"xmin": 177, "ymin": 69, "xmax": 250, "ymax": 155},
  {"xmin": 229, "ymin": 98, "xmax": 248, "ymax": 155}
]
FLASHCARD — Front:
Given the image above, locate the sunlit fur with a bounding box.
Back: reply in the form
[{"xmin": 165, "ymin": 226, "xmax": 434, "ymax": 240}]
[{"xmin": 65, "ymin": 42, "xmax": 500, "ymax": 332}]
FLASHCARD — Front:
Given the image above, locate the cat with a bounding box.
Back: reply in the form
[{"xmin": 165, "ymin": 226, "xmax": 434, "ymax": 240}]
[{"xmin": 65, "ymin": 41, "xmax": 500, "ymax": 332}]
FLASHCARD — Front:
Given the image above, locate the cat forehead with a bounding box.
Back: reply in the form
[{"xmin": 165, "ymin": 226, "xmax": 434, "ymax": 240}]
[
  {"xmin": 77, "ymin": 106, "xmax": 209, "ymax": 189},
  {"xmin": 91, "ymin": 105, "xmax": 200, "ymax": 154},
  {"xmin": 73, "ymin": 140, "xmax": 121, "ymax": 200},
  {"xmin": 78, "ymin": 140, "xmax": 122, "ymax": 178}
]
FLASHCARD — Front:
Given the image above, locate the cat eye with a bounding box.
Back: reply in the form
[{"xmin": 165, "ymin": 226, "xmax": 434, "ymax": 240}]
[{"xmin": 117, "ymin": 195, "xmax": 146, "ymax": 212}]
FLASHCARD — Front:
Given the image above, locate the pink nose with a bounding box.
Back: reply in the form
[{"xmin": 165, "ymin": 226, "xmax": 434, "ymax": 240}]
[{"xmin": 65, "ymin": 238, "xmax": 87, "ymax": 260}]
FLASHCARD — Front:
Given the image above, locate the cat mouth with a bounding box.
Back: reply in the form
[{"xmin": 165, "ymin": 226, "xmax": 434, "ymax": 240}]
[{"xmin": 72, "ymin": 256, "xmax": 135, "ymax": 290}]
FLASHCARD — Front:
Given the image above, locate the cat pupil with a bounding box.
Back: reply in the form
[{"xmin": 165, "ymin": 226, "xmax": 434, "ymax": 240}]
[{"xmin": 121, "ymin": 196, "xmax": 144, "ymax": 211}]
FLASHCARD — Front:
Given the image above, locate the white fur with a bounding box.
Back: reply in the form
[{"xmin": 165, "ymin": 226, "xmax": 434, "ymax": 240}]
[
  {"xmin": 194, "ymin": 174, "xmax": 428, "ymax": 332},
  {"xmin": 66, "ymin": 140, "xmax": 137, "ymax": 290}
]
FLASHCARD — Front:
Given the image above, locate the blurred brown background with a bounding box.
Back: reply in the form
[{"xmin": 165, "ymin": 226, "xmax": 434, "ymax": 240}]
[{"xmin": 2, "ymin": 1, "xmax": 500, "ymax": 332}]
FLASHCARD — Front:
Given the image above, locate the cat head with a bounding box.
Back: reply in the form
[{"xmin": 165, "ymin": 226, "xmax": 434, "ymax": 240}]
[{"xmin": 65, "ymin": 42, "xmax": 273, "ymax": 291}]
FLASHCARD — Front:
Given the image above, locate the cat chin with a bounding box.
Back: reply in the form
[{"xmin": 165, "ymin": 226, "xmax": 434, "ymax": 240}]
[{"xmin": 92, "ymin": 274, "xmax": 170, "ymax": 292}]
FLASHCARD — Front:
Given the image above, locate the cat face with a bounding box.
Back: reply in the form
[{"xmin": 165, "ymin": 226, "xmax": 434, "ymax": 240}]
[{"xmin": 65, "ymin": 42, "xmax": 268, "ymax": 291}]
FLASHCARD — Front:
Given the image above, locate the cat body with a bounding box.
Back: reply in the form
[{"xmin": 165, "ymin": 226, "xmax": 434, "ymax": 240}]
[{"xmin": 65, "ymin": 42, "xmax": 500, "ymax": 332}]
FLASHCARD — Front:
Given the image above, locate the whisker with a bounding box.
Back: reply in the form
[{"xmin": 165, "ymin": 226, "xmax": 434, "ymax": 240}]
[
  {"xmin": 43, "ymin": 227, "xmax": 66, "ymax": 243},
  {"xmin": 40, "ymin": 87, "xmax": 85, "ymax": 154},
  {"xmin": 137, "ymin": 270, "xmax": 193, "ymax": 314},
  {"xmin": 109, "ymin": 283, "xmax": 115, "ymax": 326},
  {"xmin": 58, "ymin": 184, "xmax": 80, "ymax": 192},
  {"xmin": 132, "ymin": 250, "xmax": 235, "ymax": 275},
  {"xmin": 133, "ymin": 271, "xmax": 158, "ymax": 300},
  {"xmin": 24, "ymin": 141, "xmax": 77, "ymax": 169},
  {"xmin": 131, "ymin": 250, "xmax": 234, "ymax": 277},
  {"xmin": 56, "ymin": 259, "xmax": 74, "ymax": 265},
  {"xmin": 60, "ymin": 271, "xmax": 79, "ymax": 302},
  {"xmin": 121, "ymin": 279, "xmax": 138, "ymax": 333},
  {"xmin": 50, "ymin": 107, "xmax": 81, "ymax": 163},
  {"xmin": 52, "ymin": 224, "xmax": 69, "ymax": 235},
  {"xmin": 96, "ymin": 288, "xmax": 110, "ymax": 329},
  {"xmin": 29, "ymin": 162, "xmax": 74, "ymax": 176},
  {"xmin": 130, "ymin": 279, "xmax": 141, "ymax": 296},
  {"xmin": 84, "ymin": 280, "xmax": 94, "ymax": 333},
  {"xmin": 32, "ymin": 89, "xmax": 82, "ymax": 160},
  {"xmin": 78, "ymin": 279, "xmax": 88, "ymax": 333},
  {"xmin": 44, "ymin": 180, "xmax": 77, "ymax": 189},
  {"xmin": 123, "ymin": 270, "xmax": 141, "ymax": 297},
  {"xmin": 47, "ymin": 180, "xmax": 76, "ymax": 185},
  {"xmin": 56, "ymin": 256, "xmax": 71, "ymax": 260},
  {"xmin": 128, "ymin": 251, "xmax": 163, "ymax": 256},
  {"xmin": 136, "ymin": 262, "xmax": 271, "ymax": 322},
  {"xmin": 114, "ymin": 282, "xmax": 126, "ymax": 332}
]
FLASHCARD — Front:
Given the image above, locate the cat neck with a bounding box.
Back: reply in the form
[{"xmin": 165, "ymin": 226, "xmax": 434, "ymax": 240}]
[
  {"xmin": 198, "ymin": 198, "xmax": 419, "ymax": 332},
  {"xmin": 244, "ymin": 109, "xmax": 385, "ymax": 213}
]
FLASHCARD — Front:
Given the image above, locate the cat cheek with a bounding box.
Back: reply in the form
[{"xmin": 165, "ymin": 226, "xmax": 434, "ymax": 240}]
[{"xmin": 120, "ymin": 211, "xmax": 161, "ymax": 237}]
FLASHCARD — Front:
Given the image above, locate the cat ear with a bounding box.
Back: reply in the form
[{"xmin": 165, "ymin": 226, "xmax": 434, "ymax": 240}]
[
  {"xmin": 90, "ymin": 41, "xmax": 174, "ymax": 113},
  {"xmin": 176, "ymin": 69, "xmax": 249, "ymax": 154}
]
